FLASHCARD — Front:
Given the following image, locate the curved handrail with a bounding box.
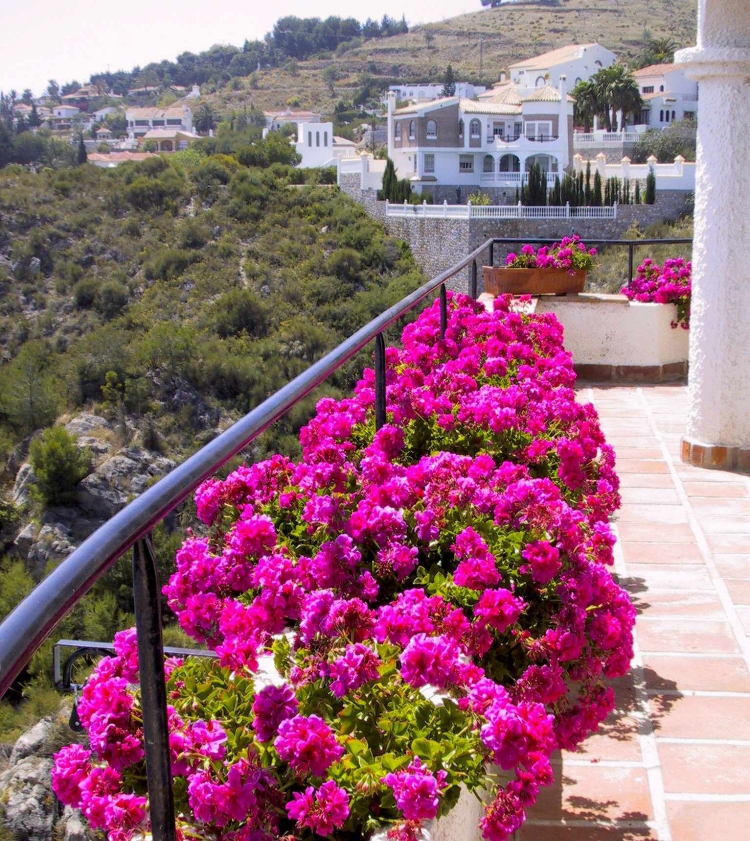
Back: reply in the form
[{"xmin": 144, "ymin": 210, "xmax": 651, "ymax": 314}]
[{"xmin": 0, "ymin": 237, "xmax": 494, "ymax": 697}]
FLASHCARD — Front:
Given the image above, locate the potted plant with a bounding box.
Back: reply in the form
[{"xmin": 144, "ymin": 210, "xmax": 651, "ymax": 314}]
[
  {"xmin": 621, "ymin": 257, "xmax": 691, "ymax": 329},
  {"xmin": 483, "ymin": 236, "xmax": 597, "ymax": 296}
]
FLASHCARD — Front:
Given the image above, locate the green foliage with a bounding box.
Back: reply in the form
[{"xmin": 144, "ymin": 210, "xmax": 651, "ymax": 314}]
[
  {"xmin": 521, "ymin": 163, "xmax": 547, "ymax": 206},
  {"xmin": 632, "ymin": 120, "xmax": 696, "ymax": 163},
  {"xmin": 645, "ymin": 169, "xmax": 657, "ymax": 204},
  {"xmin": 468, "ymin": 191, "xmax": 490, "ymax": 206},
  {"xmin": 593, "ymin": 170, "xmax": 603, "ymax": 207},
  {"xmin": 29, "ymin": 426, "xmax": 92, "ymax": 505},
  {"xmin": 73, "ymin": 276, "xmax": 100, "ymax": 308}
]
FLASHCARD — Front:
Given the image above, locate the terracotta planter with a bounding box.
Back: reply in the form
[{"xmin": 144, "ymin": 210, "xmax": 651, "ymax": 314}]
[{"xmin": 483, "ymin": 266, "xmax": 586, "ymax": 296}]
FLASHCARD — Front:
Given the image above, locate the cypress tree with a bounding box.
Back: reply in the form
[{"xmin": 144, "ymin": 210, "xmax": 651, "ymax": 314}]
[
  {"xmin": 645, "ymin": 170, "xmax": 656, "ymax": 204},
  {"xmin": 584, "ymin": 161, "xmax": 592, "ymax": 205},
  {"xmin": 76, "ymin": 133, "xmax": 87, "ymax": 166},
  {"xmin": 634, "ymin": 180, "xmax": 642, "ymax": 204},
  {"xmin": 593, "ymin": 170, "xmax": 603, "ymax": 207}
]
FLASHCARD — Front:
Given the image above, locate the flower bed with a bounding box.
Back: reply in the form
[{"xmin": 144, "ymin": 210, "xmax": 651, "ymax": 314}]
[
  {"xmin": 52, "ymin": 294, "xmax": 635, "ymax": 841},
  {"xmin": 621, "ymin": 257, "xmax": 692, "ymax": 329},
  {"xmin": 505, "ymin": 236, "xmax": 597, "ymax": 274}
]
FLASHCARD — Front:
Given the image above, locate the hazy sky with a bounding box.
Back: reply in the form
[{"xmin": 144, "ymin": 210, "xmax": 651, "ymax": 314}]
[{"xmin": 1, "ymin": 1, "xmax": 479, "ymax": 96}]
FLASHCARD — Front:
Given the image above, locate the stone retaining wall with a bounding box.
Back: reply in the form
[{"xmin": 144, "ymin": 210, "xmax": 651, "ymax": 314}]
[{"xmin": 339, "ymin": 175, "xmax": 691, "ymax": 293}]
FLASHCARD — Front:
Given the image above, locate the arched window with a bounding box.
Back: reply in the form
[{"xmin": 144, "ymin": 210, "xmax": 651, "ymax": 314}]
[
  {"xmin": 483, "ymin": 155, "xmax": 494, "ymax": 173},
  {"xmin": 575, "ymin": 77, "xmax": 582, "ymax": 85},
  {"xmin": 426, "ymin": 119, "xmax": 437, "ymax": 139},
  {"xmin": 395, "ymin": 122, "xmax": 401, "ymax": 140},
  {"xmin": 324, "ymin": 131, "xmax": 328, "ymax": 146},
  {"xmin": 470, "ymin": 119, "xmax": 481, "ymax": 138},
  {"xmin": 672, "ymin": 110, "xmax": 676, "ymax": 121},
  {"xmin": 316, "ymin": 131, "xmax": 320, "ymax": 147},
  {"xmin": 409, "ymin": 120, "xmax": 415, "ymax": 139},
  {"xmin": 595, "ymin": 60, "xmax": 603, "ymax": 68},
  {"xmin": 308, "ymin": 131, "xmax": 312, "ymax": 146},
  {"xmin": 660, "ymin": 85, "xmax": 665, "ymax": 92},
  {"xmin": 458, "ymin": 119, "xmax": 464, "ymax": 138},
  {"xmin": 660, "ymin": 110, "xmax": 664, "ymax": 122},
  {"xmin": 535, "ymin": 76, "xmax": 546, "ymax": 87}
]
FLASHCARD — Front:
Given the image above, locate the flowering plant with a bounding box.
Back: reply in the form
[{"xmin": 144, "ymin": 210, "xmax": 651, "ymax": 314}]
[
  {"xmin": 621, "ymin": 257, "xmax": 691, "ymax": 329},
  {"xmin": 505, "ymin": 236, "xmax": 597, "ymax": 274},
  {"xmin": 52, "ymin": 294, "xmax": 634, "ymax": 841}
]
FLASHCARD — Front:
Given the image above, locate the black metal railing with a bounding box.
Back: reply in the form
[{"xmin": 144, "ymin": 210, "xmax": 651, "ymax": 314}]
[{"xmin": 0, "ymin": 235, "xmax": 692, "ymax": 840}]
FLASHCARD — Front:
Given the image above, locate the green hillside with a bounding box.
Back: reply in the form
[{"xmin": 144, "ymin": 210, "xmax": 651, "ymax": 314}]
[{"xmin": 203, "ymin": 0, "xmax": 697, "ymax": 116}]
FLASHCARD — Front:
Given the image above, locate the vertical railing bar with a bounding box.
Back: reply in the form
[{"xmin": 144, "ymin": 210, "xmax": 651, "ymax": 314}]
[
  {"xmin": 439, "ymin": 284, "xmax": 448, "ymax": 340},
  {"xmin": 470, "ymin": 260, "xmax": 478, "ymax": 300},
  {"xmin": 133, "ymin": 536, "xmax": 176, "ymax": 841},
  {"xmin": 374, "ymin": 333, "xmax": 386, "ymax": 431},
  {"xmin": 628, "ymin": 242, "xmax": 634, "ymax": 284},
  {"xmin": 489, "ymin": 241, "xmax": 494, "ymax": 268}
]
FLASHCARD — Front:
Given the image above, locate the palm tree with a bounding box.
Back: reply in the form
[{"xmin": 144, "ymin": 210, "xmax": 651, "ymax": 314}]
[
  {"xmin": 571, "ymin": 79, "xmax": 604, "ymax": 131},
  {"xmin": 594, "ymin": 65, "xmax": 642, "ymax": 132},
  {"xmin": 194, "ymin": 103, "xmax": 218, "ymax": 134},
  {"xmin": 638, "ymin": 37, "xmax": 680, "ymax": 67}
]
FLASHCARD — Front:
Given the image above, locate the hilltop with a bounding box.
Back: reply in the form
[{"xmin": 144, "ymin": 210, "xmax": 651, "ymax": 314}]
[{"xmin": 201, "ymin": 0, "xmax": 696, "ymax": 116}]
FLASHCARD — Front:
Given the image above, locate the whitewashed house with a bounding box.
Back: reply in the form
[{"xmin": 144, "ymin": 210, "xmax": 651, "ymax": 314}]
[
  {"xmin": 509, "ymin": 43, "xmax": 617, "ymax": 93},
  {"xmin": 386, "ymin": 75, "xmax": 574, "ymax": 199},
  {"xmin": 294, "ymin": 122, "xmax": 357, "ymax": 167},
  {"xmin": 126, "ymin": 104, "xmax": 193, "ymax": 139},
  {"xmin": 632, "ymin": 63, "xmax": 699, "ymax": 127},
  {"xmin": 263, "ymin": 109, "xmax": 321, "ymax": 131},
  {"xmin": 388, "ymin": 82, "xmax": 487, "ymax": 104}
]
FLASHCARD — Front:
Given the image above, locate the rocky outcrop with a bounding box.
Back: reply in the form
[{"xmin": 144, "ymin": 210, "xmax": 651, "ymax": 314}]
[
  {"xmin": 76, "ymin": 446, "xmax": 175, "ymax": 518},
  {"xmin": 11, "ymin": 462, "xmax": 36, "ymax": 507},
  {"xmin": 0, "ymin": 711, "xmax": 96, "ymax": 841}
]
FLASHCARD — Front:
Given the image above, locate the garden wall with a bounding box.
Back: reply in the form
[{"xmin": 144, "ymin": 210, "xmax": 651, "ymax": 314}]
[{"xmin": 340, "ymin": 176, "xmax": 691, "ymax": 292}]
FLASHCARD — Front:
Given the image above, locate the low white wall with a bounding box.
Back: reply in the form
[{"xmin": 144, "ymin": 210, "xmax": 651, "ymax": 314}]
[{"xmin": 534, "ymin": 294, "xmax": 689, "ymax": 367}]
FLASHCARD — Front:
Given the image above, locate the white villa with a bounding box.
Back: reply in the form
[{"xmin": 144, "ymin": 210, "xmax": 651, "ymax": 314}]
[
  {"xmin": 386, "ymin": 76, "xmax": 574, "ymax": 198},
  {"xmin": 388, "ymin": 82, "xmax": 487, "ymax": 104},
  {"xmin": 508, "ymin": 43, "xmax": 617, "ymax": 92},
  {"xmin": 263, "ymin": 109, "xmax": 321, "ymax": 131},
  {"xmin": 294, "ymin": 122, "xmax": 356, "ymax": 167},
  {"xmin": 632, "ymin": 63, "xmax": 699, "ymax": 128},
  {"xmin": 125, "ymin": 105, "xmax": 193, "ymax": 140}
]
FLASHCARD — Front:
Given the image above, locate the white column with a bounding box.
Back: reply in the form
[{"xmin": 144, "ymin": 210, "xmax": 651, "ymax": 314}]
[{"xmin": 676, "ymin": 0, "xmax": 750, "ymax": 470}]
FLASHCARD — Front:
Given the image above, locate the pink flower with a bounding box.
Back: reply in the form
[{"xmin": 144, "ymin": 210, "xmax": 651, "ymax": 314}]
[
  {"xmin": 399, "ymin": 633, "xmax": 459, "ymax": 688},
  {"xmin": 475, "ymin": 588, "xmax": 525, "ymax": 632},
  {"xmin": 521, "ymin": 540, "xmax": 561, "ymax": 584},
  {"xmin": 328, "ymin": 643, "xmax": 381, "ymax": 698},
  {"xmin": 51, "ymin": 745, "xmax": 92, "ymax": 807},
  {"xmin": 382, "ymin": 757, "xmax": 447, "ymax": 821},
  {"xmin": 252, "ymin": 684, "xmax": 298, "ymax": 742},
  {"xmin": 274, "ymin": 715, "xmax": 344, "ymax": 777},
  {"xmin": 286, "ymin": 780, "xmax": 350, "ymax": 836}
]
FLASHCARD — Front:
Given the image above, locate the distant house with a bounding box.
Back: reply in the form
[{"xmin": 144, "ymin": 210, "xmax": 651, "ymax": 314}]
[
  {"xmin": 388, "ymin": 82, "xmax": 487, "ymax": 104},
  {"xmin": 61, "ymin": 85, "xmax": 102, "ymax": 112},
  {"xmin": 264, "ymin": 108, "xmax": 321, "ymax": 131},
  {"xmin": 139, "ymin": 128, "xmax": 200, "ymax": 151},
  {"xmin": 88, "ymin": 151, "xmax": 157, "ymax": 168},
  {"xmin": 126, "ymin": 104, "xmax": 193, "ymax": 139},
  {"xmin": 509, "ymin": 43, "xmax": 616, "ymax": 91},
  {"xmin": 49, "ymin": 104, "xmax": 81, "ymax": 132},
  {"xmin": 386, "ymin": 73, "xmax": 575, "ymax": 198},
  {"xmin": 632, "ymin": 64, "xmax": 698, "ymax": 127},
  {"xmin": 294, "ymin": 122, "xmax": 356, "ymax": 167},
  {"xmin": 92, "ymin": 107, "xmax": 118, "ymax": 123}
]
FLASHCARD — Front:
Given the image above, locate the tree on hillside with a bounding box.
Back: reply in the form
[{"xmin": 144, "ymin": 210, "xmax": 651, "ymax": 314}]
[
  {"xmin": 195, "ymin": 103, "xmax": 218, "ymax": 133},
  {"xmin": 442, "ymin": 65, "xmax": 457, "ymax": 98},
  {"xmin": 323, "ymin": 66, "xmax": 339, "ymax": 96},
  {"xmin": 29, "ymin": 103, "xmax": 41, "ymax": 128},
  {"xmin": 571, "ymin": 79, "xmax": 604, "ymax": 131},
  {"xmin": 77, "ymin": 133, "xmax": 87, "ymax": 165},
  {"xmin": 635, "ymin": 37, "xmax": 680, "ymax": 68},
  {"xmin": 480, "ymin": 0, "xmax": 504, "ymax": 7},
  {"xmin": 46, "ymin": 79, "xmax": 61, "ymax": 103}
]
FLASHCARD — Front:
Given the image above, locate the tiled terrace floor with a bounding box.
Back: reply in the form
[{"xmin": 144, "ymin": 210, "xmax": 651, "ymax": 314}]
[{"xmin": 518, "ymin": 385, "xmax": 750, "ymax": 841}]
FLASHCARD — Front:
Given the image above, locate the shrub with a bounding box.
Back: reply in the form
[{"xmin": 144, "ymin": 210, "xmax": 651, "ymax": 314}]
[
  {"xmin": 325, "ymin": 247, "xmax": 361, "ymax": 280},
  {"xmin": 54, "ymin": 295, "xmax": 633, "ymax": 841},
  {"xmin": 29, "ymin": 426, "xmax": 92, "ymax": 505},
  {"xmin": 72, "ymin": 277, "xmax": 100, "ymax": 309},
  {"xmin": 96, "ymin": 281, "xmax": 130, "ymax": 319},
  {"xmin": 208, "ymin": 288, "xmax": 269, "ymax": 338}
]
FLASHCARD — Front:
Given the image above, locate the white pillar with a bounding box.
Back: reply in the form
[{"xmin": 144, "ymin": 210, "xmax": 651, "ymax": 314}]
[{"xmin": 676, "ymin": 0, "xmax": 750, "ymax": 470}]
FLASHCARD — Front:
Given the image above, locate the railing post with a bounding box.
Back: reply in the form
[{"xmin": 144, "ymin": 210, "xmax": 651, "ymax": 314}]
[
  {"xmin": 470, "ymin": 260, "xmax": 478, "ymax": 300},
  {"xmin": 565, "ymin": 201, "xmax": 570, "ymax": 219},
  {"xmin": 374, "ymin": 333, "xmax": 386, "ymax": 431},
  {"xmin": 628, "ymin": 242, "xmax": 634, "ymax": 284},
  {"xmin": 133, "ymin": 535, "xmax": 176, "ymax": 841},
  {"xmin": 489, "ymin": 241, "xmax": 494, "ymax": 268},
  {"xmin": 443, "ymin": 199, "xmax": 448, "ymax": 218},
  {"xmin": 613, "ymin": 201, "xmax": 618, "ymax": 219},
  {"xmin": 439, "ymin": 284, "xmax": 447, "ymax": 340},
  {"xmin": 467, "ymin": 199, "xmax": 472, "ymax": 219}
]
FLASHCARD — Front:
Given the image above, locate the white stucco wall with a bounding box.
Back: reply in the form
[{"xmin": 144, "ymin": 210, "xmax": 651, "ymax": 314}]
[{"xmin": 534, "ymin": 295, "xmax": 690, "ymax": 367}]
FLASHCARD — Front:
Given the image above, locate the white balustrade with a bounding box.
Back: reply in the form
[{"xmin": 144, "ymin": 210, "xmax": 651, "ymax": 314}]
[{"xmin": 384, "ymin": 202, "xmax": 617, "ymax": 220}]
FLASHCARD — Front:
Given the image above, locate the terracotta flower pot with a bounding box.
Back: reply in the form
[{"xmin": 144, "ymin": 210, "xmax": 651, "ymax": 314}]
[{"xmin": 482, "ymin": 266, "xmax": 586, "ymax": 296}]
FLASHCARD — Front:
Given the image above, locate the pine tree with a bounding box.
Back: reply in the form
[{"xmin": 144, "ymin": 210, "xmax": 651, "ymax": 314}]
[{"xmin": 76, "ymin": 133, "xmax": 87, "ymax": 166}]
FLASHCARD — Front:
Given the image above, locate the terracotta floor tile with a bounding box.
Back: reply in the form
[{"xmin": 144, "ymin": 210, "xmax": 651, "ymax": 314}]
[
  {"xmin": 649, "ymin": 693, "xmax": 750, "ymax": 739},
  {"xmin": 665, "ymin": 801, "xmax": 750, "ymax": 841},
  {"xmin": 734, "ymin": 605, "xmax": 750, "ymax": 635},
  {"xmin": 659, "ymin": 742, "xmax": 750, "ymax": 793},
  {"xmin": 616, "ymin": 504, "xmax": 688, "ymax": 524},
  {"xmin": 689, "ymin": 499, "xmax": 750, "ymax": 534},
  {"xmin": 618, "ymin": 473, "xmax": 676, "ymax": 489},
  {"xmin": 707, "ymin": 535, "xmax": 750, "ymax": 554},
  {"xmin": 676, "ymin": 466, "xmax": 746, "ymax": 483},
  {"xmin": 607, "ymin": 437, "xmax": 662, "ymax": 449},
  {"xmin": 616, "ymin": 523, "xmax": 695, "ymax": 543},
  {"xmin": 529, "ymin": 764, "xmax": 653, "ymax": 822},
  {"xmin": 622, "ymin": 564, "xmax": 714, "ymax": 591},
  {"xmin": 619, "ymin": 488, "xmax": 681, "ymax": 505},
  {"xmin": 620, "ymin": 542, "xmax": 704, "ymax": 565},
  {"xmin": 616, "ymin": 460, "xmax": 670, "ymax": 475},
  {"xmin": 517, "ymin": 825, "xmax": 657, "ymax": 841},
  {"xmin": 713, "ymin": 555, "xmax": 750, "ymax": 577},
  {"xmin": 636, "ymin": 619, "xmax": 740, "ymax": 654},
  {"xmin": 642, "ymin": 654, "xmax": 750, "ymax": 692},
  {"xmin": 724, "ymin": 578, "xmax": 750, "ymax": 604},
  {"xmin": 612, "ymin": 448, "xmax": 664, "ymax": 461},
  {"xmin": 636, "ymin": 591, "xmax": 725, "ymax": 619},
  {"xmin": 683, "ymin": 482, "xmax": 750, "ymax": 499},
  {"xmin": 566, "ymin": 712, "xmax": 643, "ymax": 763}
]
